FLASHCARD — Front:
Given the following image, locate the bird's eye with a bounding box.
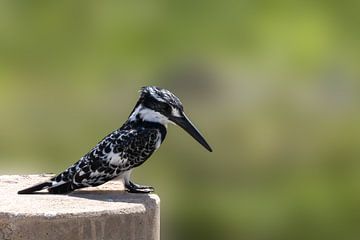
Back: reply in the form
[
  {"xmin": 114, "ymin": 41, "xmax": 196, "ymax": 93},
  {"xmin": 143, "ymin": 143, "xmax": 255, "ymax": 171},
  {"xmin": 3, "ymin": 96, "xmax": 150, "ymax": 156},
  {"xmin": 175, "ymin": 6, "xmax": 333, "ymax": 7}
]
[{"xmin": 161, "ymin": 103, "xmax": 172, "ymax": 114}]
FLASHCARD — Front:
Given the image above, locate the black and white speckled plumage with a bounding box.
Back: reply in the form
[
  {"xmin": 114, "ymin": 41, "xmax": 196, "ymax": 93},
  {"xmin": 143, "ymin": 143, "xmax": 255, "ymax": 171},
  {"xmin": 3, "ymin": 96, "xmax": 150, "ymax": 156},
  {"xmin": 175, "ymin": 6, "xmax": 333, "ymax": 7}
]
[
  {"xmin": 47, "ymin": 122, "xmax": 165, "ymax": 193},
  {"xmin": 18, "ymin": 86, "xmax": 211, "ymax": 194}
]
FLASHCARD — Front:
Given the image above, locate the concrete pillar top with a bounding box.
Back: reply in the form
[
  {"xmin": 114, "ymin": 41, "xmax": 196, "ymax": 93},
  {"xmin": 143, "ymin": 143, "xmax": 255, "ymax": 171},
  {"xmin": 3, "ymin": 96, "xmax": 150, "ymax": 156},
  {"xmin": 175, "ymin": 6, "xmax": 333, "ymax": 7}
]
[{"xmin": 0, "ymin": 175, "xmax": 160, "ymax": 240}]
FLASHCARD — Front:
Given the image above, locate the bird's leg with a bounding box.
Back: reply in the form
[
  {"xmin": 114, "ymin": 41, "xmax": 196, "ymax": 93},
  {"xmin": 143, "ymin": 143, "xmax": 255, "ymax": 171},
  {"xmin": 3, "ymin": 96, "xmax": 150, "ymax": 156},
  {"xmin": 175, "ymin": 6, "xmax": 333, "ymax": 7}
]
[
  {"xmin": 125, "ymin": 181, "xmax": 154, "ymax": 193},
  {"xmin": 123, "ymin": 170, "xmax": 154, "ymax": 193}
]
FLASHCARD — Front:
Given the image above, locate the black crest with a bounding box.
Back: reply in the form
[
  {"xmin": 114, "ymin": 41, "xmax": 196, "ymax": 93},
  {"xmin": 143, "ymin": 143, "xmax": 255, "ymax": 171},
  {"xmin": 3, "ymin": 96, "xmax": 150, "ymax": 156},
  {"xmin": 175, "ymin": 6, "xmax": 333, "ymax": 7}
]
[{"xmin": 140, "ymin": 86, "xmax": 183, "ymax": 110}]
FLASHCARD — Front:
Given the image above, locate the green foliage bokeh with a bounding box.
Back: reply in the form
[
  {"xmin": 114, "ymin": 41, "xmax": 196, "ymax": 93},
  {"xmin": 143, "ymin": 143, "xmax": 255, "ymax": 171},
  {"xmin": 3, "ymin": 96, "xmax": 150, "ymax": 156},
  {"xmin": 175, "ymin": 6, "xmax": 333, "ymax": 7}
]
[{"xmin": 0, "ymin": 1, "xmax": 359, "ymax": 240}]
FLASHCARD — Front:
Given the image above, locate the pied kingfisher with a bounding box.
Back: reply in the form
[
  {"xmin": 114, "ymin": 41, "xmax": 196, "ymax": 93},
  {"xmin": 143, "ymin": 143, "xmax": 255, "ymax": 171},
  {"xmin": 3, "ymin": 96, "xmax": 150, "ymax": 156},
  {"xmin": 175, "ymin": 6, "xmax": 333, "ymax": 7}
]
[{"xmin": 18, "ymin": 86, "xmax": 212, "ymax": 194}]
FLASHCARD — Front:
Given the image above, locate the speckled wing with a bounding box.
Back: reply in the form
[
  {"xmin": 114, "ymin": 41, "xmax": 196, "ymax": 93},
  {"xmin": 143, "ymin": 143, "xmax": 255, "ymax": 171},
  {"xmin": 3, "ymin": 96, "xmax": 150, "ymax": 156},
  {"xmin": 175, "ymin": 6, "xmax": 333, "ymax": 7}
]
[{"xmin": 50, "ymin": 127, "xmax": 161, "ymax": 189}]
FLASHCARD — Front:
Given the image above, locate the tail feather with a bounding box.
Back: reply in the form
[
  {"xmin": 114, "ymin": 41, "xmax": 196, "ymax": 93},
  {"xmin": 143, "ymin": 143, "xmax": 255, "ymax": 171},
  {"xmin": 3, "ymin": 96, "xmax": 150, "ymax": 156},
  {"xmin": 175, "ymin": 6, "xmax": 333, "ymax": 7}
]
[
  {"xmin": 18, "ymin": 181, "xmax": 53, "ymax": 194},
  {"xmin": 48, "ymin": 182, "xmax": 77, "ymax": 194},
  {"xmin": 18, "ymin": 180, "xmax": 80, "ymax": 194}
]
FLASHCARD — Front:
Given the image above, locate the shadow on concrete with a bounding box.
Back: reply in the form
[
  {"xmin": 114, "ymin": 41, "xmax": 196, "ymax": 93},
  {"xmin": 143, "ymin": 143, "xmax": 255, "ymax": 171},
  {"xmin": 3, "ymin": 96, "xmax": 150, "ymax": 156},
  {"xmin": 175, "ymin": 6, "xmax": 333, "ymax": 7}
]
[{"xmin": 67, "ymin": 190, "xmax": 157, "ymax": 204}]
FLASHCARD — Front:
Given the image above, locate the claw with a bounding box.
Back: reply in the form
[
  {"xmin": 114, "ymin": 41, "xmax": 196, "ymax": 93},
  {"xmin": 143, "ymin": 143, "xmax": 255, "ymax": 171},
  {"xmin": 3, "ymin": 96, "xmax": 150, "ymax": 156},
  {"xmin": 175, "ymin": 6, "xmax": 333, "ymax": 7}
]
[{"xmin": 125, "ymin": 181, "xmax": 154, "ymax": 193}]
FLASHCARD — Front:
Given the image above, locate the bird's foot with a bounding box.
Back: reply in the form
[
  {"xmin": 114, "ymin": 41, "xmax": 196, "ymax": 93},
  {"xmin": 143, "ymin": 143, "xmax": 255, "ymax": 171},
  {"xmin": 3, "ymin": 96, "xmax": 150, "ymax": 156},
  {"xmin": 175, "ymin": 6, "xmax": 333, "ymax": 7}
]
[{"xmin": 125, "ymin": 181, "xmax": 154, "ymax": 193}]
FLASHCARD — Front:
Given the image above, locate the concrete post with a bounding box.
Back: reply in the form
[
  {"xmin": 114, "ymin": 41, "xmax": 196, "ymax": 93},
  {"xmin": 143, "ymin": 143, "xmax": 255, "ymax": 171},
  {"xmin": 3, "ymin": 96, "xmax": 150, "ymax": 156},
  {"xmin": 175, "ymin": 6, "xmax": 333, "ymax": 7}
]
[{"xmin": 0, "ymin": 175, "xmax": 160, "ymax": 240}]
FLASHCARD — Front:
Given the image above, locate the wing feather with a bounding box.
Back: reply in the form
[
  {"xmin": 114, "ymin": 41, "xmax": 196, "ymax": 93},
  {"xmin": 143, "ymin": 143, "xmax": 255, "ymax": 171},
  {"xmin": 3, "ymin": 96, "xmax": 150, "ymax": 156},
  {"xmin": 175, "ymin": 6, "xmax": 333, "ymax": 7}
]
[{"xmin": 51, "ymin": 127, "xmax": 160, "ymax": 188}]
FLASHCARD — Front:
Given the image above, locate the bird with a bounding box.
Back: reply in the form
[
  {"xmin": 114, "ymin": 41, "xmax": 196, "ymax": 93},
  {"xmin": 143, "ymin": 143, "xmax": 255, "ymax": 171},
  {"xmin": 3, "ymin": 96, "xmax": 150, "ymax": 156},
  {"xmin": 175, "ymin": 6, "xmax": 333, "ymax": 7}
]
[{"xmin": 18, "ymin": 86, "xmax": 212, "ymax": 194}]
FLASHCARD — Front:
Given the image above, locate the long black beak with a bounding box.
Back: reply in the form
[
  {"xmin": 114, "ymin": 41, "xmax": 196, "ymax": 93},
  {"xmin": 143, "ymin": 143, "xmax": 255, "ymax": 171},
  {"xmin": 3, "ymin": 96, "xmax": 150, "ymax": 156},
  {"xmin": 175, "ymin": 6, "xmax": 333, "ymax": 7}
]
[{"xmin": 169, "ymin": 113, "xmax": 212, "ymax": 152}]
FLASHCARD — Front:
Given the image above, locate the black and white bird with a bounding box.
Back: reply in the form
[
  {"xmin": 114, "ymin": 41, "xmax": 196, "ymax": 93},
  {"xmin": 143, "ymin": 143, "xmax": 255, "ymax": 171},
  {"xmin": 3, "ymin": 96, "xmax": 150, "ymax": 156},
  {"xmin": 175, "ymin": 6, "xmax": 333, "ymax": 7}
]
[{"xmin": 18, "ymin": 86, "xmax": 212, "ymax": 194}]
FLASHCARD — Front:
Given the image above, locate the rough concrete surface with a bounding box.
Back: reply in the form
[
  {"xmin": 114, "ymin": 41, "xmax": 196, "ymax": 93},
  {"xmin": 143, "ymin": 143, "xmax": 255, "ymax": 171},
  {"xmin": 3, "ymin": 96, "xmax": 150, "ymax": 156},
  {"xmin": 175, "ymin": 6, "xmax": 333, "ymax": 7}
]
[{"xmin": 0, "ymin": 175, "xmax": 160, "ymax": 240}]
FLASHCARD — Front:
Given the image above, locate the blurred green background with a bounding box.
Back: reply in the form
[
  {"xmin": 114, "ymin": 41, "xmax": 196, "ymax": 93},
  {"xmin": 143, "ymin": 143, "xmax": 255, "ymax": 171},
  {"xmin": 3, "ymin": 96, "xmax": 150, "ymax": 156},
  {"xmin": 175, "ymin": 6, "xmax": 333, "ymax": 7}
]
[{"xmin": 1, "ymin": 1, "xmax": 360, "ymax": 239}]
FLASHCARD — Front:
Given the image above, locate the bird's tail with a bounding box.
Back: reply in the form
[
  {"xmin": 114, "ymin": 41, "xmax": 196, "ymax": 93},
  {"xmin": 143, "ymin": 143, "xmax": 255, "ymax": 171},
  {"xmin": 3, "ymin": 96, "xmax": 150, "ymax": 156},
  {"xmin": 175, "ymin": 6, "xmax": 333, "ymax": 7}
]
[
  {"xmin": 18, "ymin": 180, "xmax": 78, "ymax": 194},
  {"xmin": 18, "ymin": 181, "xmax": 53, "ymax": 194},
  {"xmin": 48, "ymin": 182, "xmax": 77, "ymax": 194}
]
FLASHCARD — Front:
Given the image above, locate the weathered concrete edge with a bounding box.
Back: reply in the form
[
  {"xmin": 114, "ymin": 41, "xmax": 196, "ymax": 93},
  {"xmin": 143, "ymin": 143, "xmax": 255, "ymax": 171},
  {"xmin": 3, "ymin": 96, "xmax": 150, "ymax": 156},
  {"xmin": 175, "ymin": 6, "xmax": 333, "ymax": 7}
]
[{"xmin": 0, "ymin": 193, "xmax": 160, "ymax": 217}]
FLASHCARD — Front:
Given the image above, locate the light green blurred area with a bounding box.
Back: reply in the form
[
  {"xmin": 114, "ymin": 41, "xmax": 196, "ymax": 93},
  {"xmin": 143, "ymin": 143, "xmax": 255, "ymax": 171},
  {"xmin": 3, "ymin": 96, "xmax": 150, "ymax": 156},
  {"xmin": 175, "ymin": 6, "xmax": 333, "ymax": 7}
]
[{"xmin": 1, "ymin": 1, "xmax": 360, "ymax": 239}]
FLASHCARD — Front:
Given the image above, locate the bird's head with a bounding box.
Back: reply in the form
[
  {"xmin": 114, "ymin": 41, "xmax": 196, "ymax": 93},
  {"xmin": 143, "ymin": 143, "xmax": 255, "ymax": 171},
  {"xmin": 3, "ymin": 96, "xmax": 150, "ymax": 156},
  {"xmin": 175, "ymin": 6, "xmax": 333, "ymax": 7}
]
[{"xmin": 129, "ymin": 86, "xmax": 212, "ymax": 152}]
